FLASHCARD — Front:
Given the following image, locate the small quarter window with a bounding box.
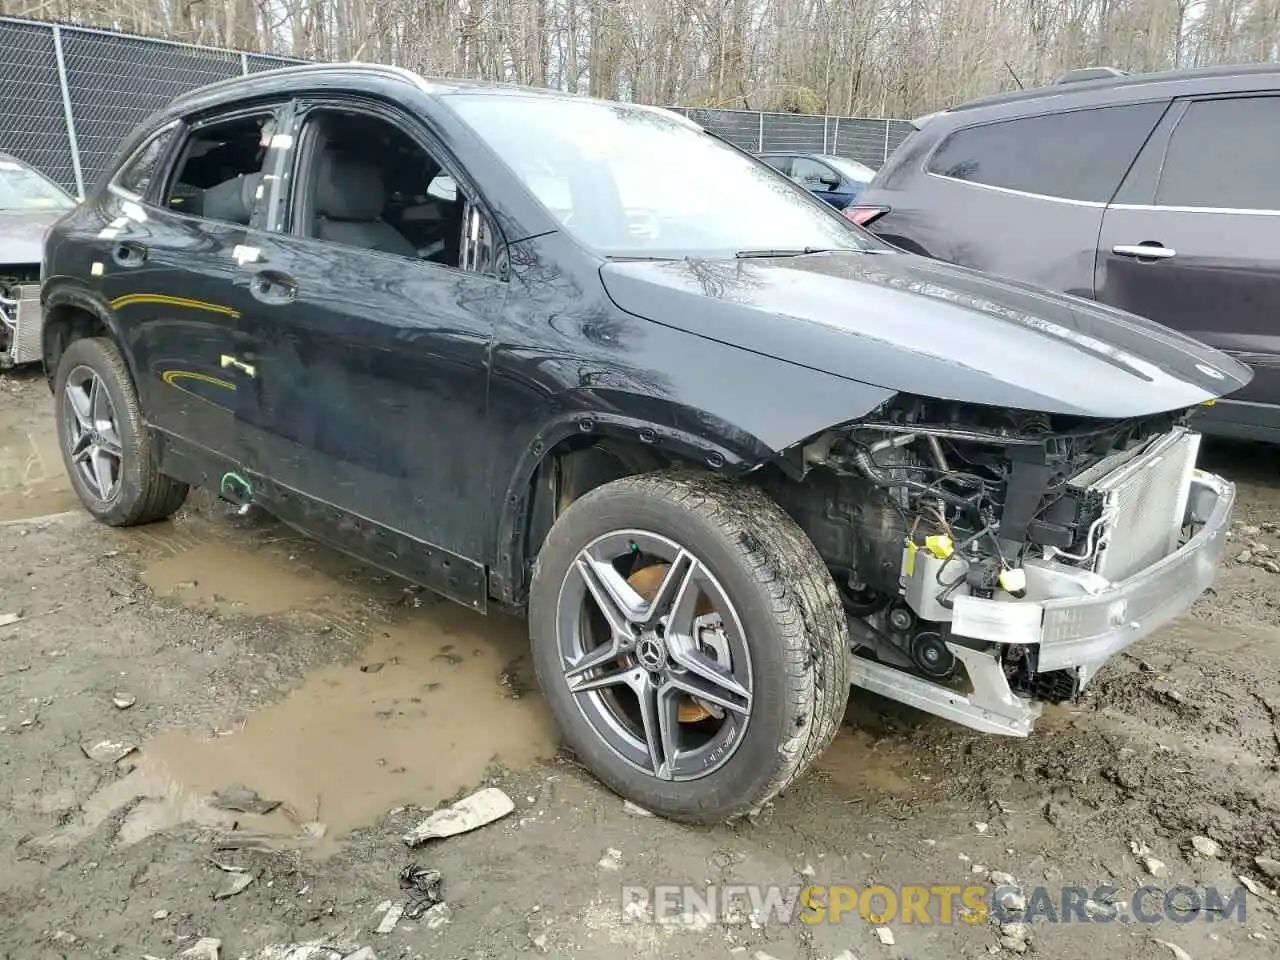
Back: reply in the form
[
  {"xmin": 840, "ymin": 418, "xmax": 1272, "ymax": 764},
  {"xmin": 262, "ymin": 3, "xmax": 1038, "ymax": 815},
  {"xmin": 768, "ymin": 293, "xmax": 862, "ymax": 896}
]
[
  {"xmin": 926, "ymin": 102, "xmax": 1166, "ymax": 203},
  {"xmin": 115, "ymin": 127, "xmax": 175, "ymax": 197}
]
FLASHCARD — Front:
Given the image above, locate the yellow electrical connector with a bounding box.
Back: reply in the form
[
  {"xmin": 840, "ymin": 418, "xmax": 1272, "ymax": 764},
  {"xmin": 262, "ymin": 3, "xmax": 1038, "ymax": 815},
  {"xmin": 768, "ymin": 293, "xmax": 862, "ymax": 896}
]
[
  {"xmin": 904, "ymin": 539, "xmax": 918, "ymax": 577},
  {"xmin": 998, "ymin": 567, "xmax": 1028, "ymax": 594},
  {"xmin": 924, "ymin": 534, "xmax": 954, "ymax": 560}
]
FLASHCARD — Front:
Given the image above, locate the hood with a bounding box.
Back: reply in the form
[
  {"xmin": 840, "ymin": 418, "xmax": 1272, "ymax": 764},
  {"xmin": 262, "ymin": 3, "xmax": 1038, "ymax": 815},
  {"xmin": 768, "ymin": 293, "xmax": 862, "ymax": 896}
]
[
  {"xmin": 0, "ymin": 208, "xmax": 63, "ymax": 266},
  {"xmin": 598, "ymin": 250, "xmax": 1252, "ymax": 418}
]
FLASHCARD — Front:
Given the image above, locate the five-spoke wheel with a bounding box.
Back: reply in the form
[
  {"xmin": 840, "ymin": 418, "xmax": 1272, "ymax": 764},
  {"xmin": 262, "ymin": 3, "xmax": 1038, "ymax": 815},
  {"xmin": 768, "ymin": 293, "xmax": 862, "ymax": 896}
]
[
  {"xmin": 62, "ymin": 365, "xmax": 124, "ymax": 502},
  {"xmin": 558, "ymin": 530, "xmax": 753, "ymax": 781},
  {"xmin": 530, "ymin": 470, "xmax": 850, "ymax": 822}
]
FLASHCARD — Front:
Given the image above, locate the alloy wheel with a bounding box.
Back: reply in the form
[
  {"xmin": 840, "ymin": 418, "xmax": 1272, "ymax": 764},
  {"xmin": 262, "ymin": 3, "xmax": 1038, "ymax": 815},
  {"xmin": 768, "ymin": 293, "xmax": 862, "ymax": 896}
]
[
  {"xmin": 63, "ymin": 365, "xmax": 124, "ymax": 501},
  {"xmin": 554, "ymin": 530, "xmax": 754, "ymax": 781}
]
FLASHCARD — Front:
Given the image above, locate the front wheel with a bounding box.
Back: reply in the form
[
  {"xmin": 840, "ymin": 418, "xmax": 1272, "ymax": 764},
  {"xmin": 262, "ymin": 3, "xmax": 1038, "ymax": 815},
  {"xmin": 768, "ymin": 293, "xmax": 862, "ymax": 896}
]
[{"xmin": 528, "ymin": 470, "xmax": 850, "ymax": 822}]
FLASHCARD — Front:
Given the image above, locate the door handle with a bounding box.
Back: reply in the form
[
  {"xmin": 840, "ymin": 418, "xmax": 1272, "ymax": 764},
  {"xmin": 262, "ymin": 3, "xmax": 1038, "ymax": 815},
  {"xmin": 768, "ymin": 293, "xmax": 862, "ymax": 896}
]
[
  {"xmin": 1112, "ymin": 243, "xmax": 1176, "ymax": 261},
  {"xmin": 220, "ymin": 354, "xmax": 257, "ymax": 378},
  {"xmin": 112, "ymin": 241, "xmax": 147, "ymax": 267},
  {"xmin": 250, "ymin": 270, "xmax": 297, "ymax": 304}
]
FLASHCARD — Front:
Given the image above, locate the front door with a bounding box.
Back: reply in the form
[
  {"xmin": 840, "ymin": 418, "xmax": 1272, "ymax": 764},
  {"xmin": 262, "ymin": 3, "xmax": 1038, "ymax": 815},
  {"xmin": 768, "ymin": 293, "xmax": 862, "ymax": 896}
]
[
  {"xmin": 1097, "ymin": 93, "xmax": 1280, "ymax": 435},
  {"xmin": 229, "ymin": 101, "xmax": 506, "ymax": 607}
]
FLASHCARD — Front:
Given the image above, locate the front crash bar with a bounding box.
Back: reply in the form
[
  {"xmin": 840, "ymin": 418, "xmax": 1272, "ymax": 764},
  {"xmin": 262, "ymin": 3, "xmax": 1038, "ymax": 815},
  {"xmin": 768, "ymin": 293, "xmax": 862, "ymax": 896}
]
[{"xmin": 847, "ymin": 470, "xmax": 1234, "ymax": 737}]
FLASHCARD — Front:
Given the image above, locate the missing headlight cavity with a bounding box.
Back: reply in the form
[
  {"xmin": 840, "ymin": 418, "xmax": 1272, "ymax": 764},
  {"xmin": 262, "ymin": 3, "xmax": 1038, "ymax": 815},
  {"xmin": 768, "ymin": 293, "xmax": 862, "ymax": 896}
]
[{"xmin": 760, "ymin": 394, "xmax": 1195, "ymax": 701}]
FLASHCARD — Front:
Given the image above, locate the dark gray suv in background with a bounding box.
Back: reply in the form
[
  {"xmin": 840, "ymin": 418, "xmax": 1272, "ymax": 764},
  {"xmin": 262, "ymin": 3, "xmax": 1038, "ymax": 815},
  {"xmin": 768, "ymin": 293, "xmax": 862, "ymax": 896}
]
[{"xmin": 853, "ymin": 64, "xmax": 1280, "ymax": 442}]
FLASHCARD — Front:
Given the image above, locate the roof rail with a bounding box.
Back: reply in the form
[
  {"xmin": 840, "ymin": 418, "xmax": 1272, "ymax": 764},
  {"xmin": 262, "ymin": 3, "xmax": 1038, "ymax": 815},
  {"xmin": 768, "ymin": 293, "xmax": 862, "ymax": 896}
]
[{"xmin": 1054, "ymin": 66, "xmax": 1130, "ymax": 85}]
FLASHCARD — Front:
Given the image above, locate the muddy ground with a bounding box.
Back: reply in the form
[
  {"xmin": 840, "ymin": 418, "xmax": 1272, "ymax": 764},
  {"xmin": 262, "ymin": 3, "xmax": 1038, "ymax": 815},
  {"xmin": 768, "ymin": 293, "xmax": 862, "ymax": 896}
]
[{"xmin": 1, "ymin": 369, "xmax": 1279, "ymax": 960}]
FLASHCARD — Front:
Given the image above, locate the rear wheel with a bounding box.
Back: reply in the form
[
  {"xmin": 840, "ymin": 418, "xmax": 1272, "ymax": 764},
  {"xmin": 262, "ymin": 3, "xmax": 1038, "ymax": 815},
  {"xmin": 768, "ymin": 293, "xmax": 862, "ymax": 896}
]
[
  {"xmin": 54, "ymin": 337, "xmax": 188, "ymax": 526},
  {"xmin": 529, "ymin": 470, "xmax": 849, "ymax": 822}
]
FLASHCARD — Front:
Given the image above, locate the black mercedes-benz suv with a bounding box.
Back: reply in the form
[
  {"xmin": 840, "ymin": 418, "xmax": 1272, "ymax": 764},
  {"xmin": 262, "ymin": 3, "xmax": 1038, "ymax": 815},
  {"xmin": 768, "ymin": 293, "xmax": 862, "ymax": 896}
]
[
  {"xmin": 40, "ymin": 63, "xmax": 1244, "ymax": 823},
  {"xmin": 852, "ymin": 63, "xmax": 1280, "ymax": 443}
]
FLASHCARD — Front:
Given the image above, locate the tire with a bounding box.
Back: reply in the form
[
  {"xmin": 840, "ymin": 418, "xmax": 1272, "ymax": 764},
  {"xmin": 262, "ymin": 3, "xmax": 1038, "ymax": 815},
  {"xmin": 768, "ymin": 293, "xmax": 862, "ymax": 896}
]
[
  {"xmin": 528, "ymin": 469, "xmax": 850, "ymax": 822},
  {"xmin": 54, "ymin": 336, "xmax": 189, "ymax": 526}
]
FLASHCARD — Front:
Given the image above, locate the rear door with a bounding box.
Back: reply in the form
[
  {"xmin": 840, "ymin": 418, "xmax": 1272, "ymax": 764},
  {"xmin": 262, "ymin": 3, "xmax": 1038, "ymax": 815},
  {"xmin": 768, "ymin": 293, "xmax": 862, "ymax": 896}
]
[
  {"xmin": 99, "ymin": 103, "xmax": 289, "ymax": 466},
  {"xmin": 864, "ymin": 102, "xmax": 1168, "ymax": 295},
  {"xmin": 1098, "ymin": 94, "xmax": 1280, "ymax": 429}
]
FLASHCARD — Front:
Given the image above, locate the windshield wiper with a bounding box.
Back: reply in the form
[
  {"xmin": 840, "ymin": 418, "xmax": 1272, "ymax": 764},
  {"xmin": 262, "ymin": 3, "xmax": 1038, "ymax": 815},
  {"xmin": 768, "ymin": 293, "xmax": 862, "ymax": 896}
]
[{"xmin": 734, "ymin": 246, "xmax": 835, "ymax": 259}]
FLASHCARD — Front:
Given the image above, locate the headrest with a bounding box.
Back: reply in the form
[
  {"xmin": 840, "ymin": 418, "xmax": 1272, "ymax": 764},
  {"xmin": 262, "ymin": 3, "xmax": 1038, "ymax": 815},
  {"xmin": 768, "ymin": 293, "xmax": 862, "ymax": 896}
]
[
  {"xmin": 201, "ymin": 172, "xmax": 262, "ymax": 225},
  {"xmin": 315, "ymin": 151, "xmax": 385, "ymax": 221}
]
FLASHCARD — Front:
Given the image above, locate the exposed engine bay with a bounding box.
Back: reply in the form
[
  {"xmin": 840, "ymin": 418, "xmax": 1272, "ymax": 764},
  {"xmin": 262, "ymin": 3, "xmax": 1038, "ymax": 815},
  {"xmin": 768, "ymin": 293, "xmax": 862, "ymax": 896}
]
[
  {"xmin": 761, "ymin": 394, "xmax": 1216, "ymax": 730},
  {"xmin": 1, "ymin": 264, "xmax": 42, "ymax": 367}
]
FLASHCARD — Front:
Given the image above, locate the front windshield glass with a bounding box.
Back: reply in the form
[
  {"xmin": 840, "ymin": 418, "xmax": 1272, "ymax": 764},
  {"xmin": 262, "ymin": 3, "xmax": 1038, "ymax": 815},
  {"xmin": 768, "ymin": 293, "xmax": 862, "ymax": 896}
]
[
  {"xmin": 0, "ymin": 158, "xmax": 75, "ymax": 212},
  {"xmin": 446, "ymin": 95, "xmax": 876, "ymax": 258},
  {"xmin": 824, "ymin": 156, "xmax": 877, "ymax": 183}
]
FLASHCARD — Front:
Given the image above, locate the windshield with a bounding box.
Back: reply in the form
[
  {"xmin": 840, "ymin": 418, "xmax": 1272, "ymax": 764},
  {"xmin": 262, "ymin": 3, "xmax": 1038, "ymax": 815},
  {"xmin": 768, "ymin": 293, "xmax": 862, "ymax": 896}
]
[
  {"xmin": 823, "ymin": 156, "xmax": 877, "ymax": 183},
  {"xmin": 0, "ymin": 158, "xmax": 74, "ymax": 212},
  {"xmin": 446, "ymin": 95, "xmax": 876, "ymax": 258}
]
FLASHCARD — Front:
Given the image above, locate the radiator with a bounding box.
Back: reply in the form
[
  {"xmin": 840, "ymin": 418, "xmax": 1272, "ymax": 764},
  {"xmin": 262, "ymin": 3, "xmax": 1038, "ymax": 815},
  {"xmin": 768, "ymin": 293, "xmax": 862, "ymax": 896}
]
[{"xmin": 1075, "ymin": 427, "xmax": 1201, "ymax": 582}]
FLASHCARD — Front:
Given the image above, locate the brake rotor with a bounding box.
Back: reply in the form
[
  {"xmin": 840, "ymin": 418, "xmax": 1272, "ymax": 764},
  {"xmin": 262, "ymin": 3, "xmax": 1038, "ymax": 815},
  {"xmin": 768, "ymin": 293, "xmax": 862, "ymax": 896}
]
[{"xmin": 627, "ymin": 562, "xmax": 717, "ymax": 723}]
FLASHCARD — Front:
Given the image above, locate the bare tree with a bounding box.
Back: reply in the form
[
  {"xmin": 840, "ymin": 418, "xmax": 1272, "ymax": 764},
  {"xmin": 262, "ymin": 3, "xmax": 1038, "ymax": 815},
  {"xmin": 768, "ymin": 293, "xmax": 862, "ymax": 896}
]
[{"xmin": 13, "ymin": 0, "xmax": 1280, "ymax": 116}]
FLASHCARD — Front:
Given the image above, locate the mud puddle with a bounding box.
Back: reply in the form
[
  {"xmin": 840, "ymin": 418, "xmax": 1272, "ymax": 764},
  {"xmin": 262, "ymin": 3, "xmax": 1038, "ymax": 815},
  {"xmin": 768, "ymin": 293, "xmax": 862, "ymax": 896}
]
[
  {"xmin": 815, "ymin": 728, "xmax": 924, "ymax": 796},
  {"xmin": 51, "ymin": 596, "xmax": 557, "ymax": 854},
  {"xmin": 142, "ymin": 540, "xmax": 354, "ymax": 616},
  {"xmin": 0, "ymin": 410, "xmax": 78, "ymax": 522}
]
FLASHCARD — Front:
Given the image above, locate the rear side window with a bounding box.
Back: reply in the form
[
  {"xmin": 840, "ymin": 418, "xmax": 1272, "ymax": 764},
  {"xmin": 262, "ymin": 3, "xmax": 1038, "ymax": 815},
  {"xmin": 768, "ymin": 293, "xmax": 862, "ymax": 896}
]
[
  {"xmin": 114, "ymin": 126, "xmax": 175, "ymax": 197},
  {"xmin": 1156, "ymin": 96, "xmax": 1280, "ymax": 210},
  {"xmin": 926, "ymin": 102, "xmax": 1166, "ymax": 203},
  {"xmin": 163, "ymin": 112, "xmax": 277, "ymax": 224}
]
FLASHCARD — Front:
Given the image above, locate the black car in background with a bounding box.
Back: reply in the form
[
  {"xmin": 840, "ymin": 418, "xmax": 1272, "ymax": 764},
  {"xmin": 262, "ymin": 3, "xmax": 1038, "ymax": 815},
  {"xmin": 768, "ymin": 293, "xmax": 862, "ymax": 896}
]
[{"xmin": 852, "ymin": 64, "xmax": 1280, "ymax": 442}]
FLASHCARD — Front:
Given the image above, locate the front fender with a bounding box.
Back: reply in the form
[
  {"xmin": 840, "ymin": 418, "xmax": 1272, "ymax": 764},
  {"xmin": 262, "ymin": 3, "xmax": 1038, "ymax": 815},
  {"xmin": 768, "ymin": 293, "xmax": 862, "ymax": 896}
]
[{"xmin": 488, "ymin": 341, "xmax": 895, "ymax": 606}]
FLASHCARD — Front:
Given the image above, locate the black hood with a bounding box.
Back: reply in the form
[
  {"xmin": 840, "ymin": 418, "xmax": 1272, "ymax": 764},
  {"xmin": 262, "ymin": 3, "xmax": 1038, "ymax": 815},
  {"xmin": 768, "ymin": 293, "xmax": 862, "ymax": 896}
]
[{"xmin": 599, "ymin": 250, "xmax": 1252, "ymax": 418}]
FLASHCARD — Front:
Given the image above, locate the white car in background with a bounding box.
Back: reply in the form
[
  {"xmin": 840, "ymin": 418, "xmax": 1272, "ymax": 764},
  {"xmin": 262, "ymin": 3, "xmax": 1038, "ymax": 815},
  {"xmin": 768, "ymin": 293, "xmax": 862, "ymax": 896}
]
[{"xmin": 1, "ymin": 152, "xmax": 77, "ymax": 368}]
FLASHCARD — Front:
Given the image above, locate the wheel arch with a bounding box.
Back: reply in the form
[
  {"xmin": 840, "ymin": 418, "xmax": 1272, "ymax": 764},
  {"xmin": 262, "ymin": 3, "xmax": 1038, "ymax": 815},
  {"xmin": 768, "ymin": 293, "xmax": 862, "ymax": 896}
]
[
  {"xmin": 41, "ymin": 284, "xmax": 133, "ymax": 387},
  {"xmin": 489, "ymin": 411, "xmax": 777, "ymax": 609}
]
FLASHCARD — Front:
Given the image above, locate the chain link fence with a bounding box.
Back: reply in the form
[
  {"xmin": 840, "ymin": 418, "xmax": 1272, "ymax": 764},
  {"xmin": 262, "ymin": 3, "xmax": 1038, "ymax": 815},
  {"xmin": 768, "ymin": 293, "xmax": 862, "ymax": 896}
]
[
  {"xmin": 673, "ymin": 108, "xmax": 916, "ymax": 169},
  {"xmin": 0, "ymin": 17, "xmax": 302, "ymax": 195},
  {"xmin": 0, "ymin": 16, "xmax": 912, "ymax": 197}
]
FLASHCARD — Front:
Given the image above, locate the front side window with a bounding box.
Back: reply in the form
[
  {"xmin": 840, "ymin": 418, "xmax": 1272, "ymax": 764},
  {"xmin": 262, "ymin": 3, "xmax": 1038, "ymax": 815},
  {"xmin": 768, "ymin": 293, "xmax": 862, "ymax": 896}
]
[
  {"xmin": 1156, "ymin": 96, "xmax": 1280, "ymax": 210},
  {"xmin": 790, "ymin": 157, "xmax": 838, "ymax": 188},
  {"xmin": 113, "ymin": 126, "xmax": 175, "ymax": 198},
  {"xmin": 162, "ymin": 112, "xmax": 277, "ymax": 225},
  {"xmin": 0, "ymin": 156, "xmax": 75, "ymax": 211},
  {"xmin": 291, "ymin": 108, "xmax": 487, "ymax": 271},
  {"xmin": 925, "ymin": 102, "xmax": 1166, "ymax": 203},
  {"xmin": 445, "ymin": 95, "xmax": 876, "ymax": 258}
]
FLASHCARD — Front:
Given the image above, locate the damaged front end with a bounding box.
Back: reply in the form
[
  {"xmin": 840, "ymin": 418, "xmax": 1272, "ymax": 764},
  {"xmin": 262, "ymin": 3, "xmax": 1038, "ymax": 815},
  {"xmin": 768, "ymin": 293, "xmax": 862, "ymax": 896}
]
[{"xmin": 763, "ymin": 395, "xmax": 1234, "ymax": 736}]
